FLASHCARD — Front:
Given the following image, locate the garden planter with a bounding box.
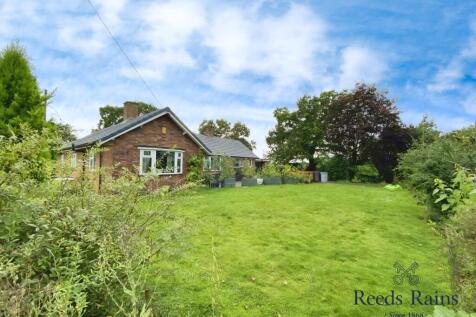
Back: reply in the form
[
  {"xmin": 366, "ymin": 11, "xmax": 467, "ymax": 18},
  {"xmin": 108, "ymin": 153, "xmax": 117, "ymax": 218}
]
[
  {"xmin": 210, "ymin": 174, "xmax": 221, "ymax": 188},
  {"xmin": 257, "ymin": 178, "xmax": 263, "ymax": 185},
  {"xmin": 263, "ymin": 176, "xmax": 282, "ymax": 185},
  {"xmin": 283, "ymin": 176, "xmax": 300, "ymax": 184},
  {"xmin": 222, "ymin": 178, "xmax": 236, "ymax": 187},
  {"xmin": 242, "ymin": 177, "xmax": 258, "ymax": 186}
]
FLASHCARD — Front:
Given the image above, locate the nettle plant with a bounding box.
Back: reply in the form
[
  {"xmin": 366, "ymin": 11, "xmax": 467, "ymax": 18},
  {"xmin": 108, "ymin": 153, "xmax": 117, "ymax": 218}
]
[
  {"xmin": 432, "ymin": 165, "xmax": 476, "ymax": 216},
  {"xmin": 0, "ymin": 126, "xmax": 188, "ymax": 316}
]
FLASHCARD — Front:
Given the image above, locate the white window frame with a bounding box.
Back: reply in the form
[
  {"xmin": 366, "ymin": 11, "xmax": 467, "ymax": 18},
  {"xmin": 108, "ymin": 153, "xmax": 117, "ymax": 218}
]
[
  {"xmin": 88, "ymin": 153, "xmax": 96, "ymax": 171},
  {"xmin": 139, "ymin": 147, "xmax": 184, "ymax": 176},
  {"xmin": 234, "ymin": 158, "xmax": 244, "ymax": 168},
  {"xmin": 203, "ymin": 156, "xmax": 222, "ymax": 171}
]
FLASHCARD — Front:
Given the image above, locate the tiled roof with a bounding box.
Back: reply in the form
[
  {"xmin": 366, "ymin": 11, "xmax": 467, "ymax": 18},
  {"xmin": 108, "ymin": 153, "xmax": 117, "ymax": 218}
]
[
  {"xmin": 194, "ymin": 133, "xmax": 259, "ymax": 159},
  {"xmin": 61, "ymin": 107, "xmax": 210, "ymax": 152},
  {"xmin": 61, "ymin": 107, "xmax": 259, "ymax": 159}
]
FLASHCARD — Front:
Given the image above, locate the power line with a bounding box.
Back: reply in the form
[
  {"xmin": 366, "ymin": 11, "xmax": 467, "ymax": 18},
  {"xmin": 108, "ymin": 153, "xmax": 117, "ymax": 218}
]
[{"xmin": 86, "ymin": 0, "xmax": 162, "ymax": 106}]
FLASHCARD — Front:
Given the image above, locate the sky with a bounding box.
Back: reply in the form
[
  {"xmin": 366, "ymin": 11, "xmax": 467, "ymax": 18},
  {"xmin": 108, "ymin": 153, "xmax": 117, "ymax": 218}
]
[{"xmin": 1, "ymin": 0, "xmax": 476, "ymax": 157}]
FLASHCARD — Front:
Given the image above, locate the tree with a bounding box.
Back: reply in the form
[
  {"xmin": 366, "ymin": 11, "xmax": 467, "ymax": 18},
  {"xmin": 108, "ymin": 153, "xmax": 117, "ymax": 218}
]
[
  {"xmin": 407, "ymin": 115, "xmax": 440, "ymax": 145},
  {"xmin": 199, "ymin": 119, "xmax": 231, "ymax": 137},
  {"xmin": 0, "ymin": 43, "xmax": 49, "ymax": 135},
  {"xmin": 267, "ymin": 93, "xmax": 334, "ymax": 170},
  {"xmin": 198, "ymin": 119, "xmax": 256, "ymax": 150},
  {"xmin": 48, "ymin": 119, "xmax": 77, "ymax": 142},
  {"xmin": 326, "ymin": 83, "xmax": 402, "ymax": 167},
  {"xmin": 97, "ymin": 102, "xmax": 157, "ymax": 129},
  {"xmin": 369, "ymin": 125, "xmax": 412, "ymax": 182}
]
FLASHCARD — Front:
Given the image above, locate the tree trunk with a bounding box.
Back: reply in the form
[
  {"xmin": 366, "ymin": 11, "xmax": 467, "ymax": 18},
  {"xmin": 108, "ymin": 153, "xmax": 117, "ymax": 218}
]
[{"xmin": 307, "ymin": 157, "xmax": 317, "ymax": 171}]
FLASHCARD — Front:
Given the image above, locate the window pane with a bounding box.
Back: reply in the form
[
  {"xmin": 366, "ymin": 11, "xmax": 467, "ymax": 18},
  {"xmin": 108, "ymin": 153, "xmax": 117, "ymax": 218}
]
[
  {"xmin": 71, "ymin": 153, "xmax": 77, "ymax": 168},
  {"xmin": 156, "ymin": 151, "xmax": 175, "ymax": 174},
  {"xmin": 204, "ymin": 157, "xmax": 210, "ymax": 170},
  {"xmin": 234, "ymin": 159, "xmax": 242, "ymax": 168},
  {"xmin": 176, "ymin": 155, "xmax": 182, "ymax": 174},
  {"xmin": 211, "ymin": 156, "xmax": 220, "ymax": 170},
  {"xmin": 143, "ymin": 150, "xmax": 151, "ymax": 156},
  {"xmin": 142, "ymin": 156, "xmax": 152, "ymax": 174},
  {"xmin": 89, "ymin": 154, "xmax": 95, "ymax": 170}
]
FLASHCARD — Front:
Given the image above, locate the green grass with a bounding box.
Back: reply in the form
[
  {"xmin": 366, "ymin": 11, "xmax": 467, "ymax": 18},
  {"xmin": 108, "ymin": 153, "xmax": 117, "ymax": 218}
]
[{"xmin": 147, "ymin": 183, "xmax": 451, "ymax": 316}]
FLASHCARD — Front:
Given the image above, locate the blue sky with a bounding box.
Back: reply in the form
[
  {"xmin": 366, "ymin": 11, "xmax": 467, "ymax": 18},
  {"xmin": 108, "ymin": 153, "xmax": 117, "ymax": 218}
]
[{"xmin": 1, "ymin": 1, "xmax": 475, "ymax": 156}]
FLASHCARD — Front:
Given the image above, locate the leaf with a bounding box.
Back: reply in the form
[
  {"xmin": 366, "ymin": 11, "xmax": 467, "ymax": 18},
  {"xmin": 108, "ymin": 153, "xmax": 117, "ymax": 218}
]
[{"xmin": 441, "ymin": 204, "xmax": 450, "ymax": 211}]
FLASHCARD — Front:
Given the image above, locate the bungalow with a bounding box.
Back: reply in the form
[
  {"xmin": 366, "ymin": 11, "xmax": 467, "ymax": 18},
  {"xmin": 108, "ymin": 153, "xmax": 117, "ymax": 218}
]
[{"xmin": 61, "ymin": 102, "xmax": 258, "ymax": 186}]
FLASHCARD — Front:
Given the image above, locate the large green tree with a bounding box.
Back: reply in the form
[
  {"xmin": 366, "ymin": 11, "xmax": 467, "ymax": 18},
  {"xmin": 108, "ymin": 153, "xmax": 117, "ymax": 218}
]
[
  {"xmin": 0, "ymin": 43, "xmax": 49, "ymax": 135},
  {"xmin": 97, "ymin": 102, "xmax": 157, "ymax": 129},
  {"xmin": 198, "ymin": 119, "xmax": 256, "ymax": 150},
  {"xmin": 326, "ymin": 83, "xmax": 402, "ymax": 167},
  {"xmin": 267, "ymin": 93, "xmax": 334, "ymax": 170}
]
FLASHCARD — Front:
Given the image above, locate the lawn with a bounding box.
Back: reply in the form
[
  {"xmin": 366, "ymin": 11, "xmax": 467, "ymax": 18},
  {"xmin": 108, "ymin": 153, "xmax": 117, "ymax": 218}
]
[{"xmin": 147, "ymin": 183, "xmax": 452, "ymax": 316}]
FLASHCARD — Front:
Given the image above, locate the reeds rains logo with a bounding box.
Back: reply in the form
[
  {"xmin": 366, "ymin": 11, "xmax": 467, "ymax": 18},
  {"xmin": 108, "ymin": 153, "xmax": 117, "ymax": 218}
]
[
  {"xmin": 393, "ymin": 261, "xmax": 419, "ymax": 286},
  {"xmin": 353, "ymin": 261, "xmax": 459, "ymax": 306}
]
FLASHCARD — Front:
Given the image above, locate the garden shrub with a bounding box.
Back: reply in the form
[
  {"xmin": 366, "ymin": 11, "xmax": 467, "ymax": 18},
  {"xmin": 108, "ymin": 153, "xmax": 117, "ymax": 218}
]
[
  {"xmin": 398, "ymin": 133, "xmax": 476, "ymax": 212},
  {"xmin": 317, "ymin": 155, "xmax": 351, "ymax": 181},
  {"xmin": 445, "ymin": 203, "xmax": 476, "ymax": 312},
  {"xmin": 218, "ymin": 157, "xmax": 235, "ymax": 181},
  {"xmin": 432, "ymin": 166, "xmax": 475, "ymax": 216},
  {"xmin": 430, "ymin": 167, "xmax": 476, "ymax": 312},
  {"xmin": 257, "ymin": 164, "xmax": 281, "ymax": 177},
  {"xmin": 187, "ymin": 154, "xmax": 204, "ymax": 183},
  {"xmin": 0, "ymin": 127, "xmax": 185, "ymax": 316},
  {"xmin": 281, "ymin": 164, "xmax": 307, "ymax": 182},
  {"xmin": 429, "ymin": 306, "xmax": 476, "ymax": 317},
  {"xmin": 242, "ymin": 164, "xmax": 256, "ymax": 178},
  {"xmin": 353, "ymin": 163, "xmax": 380, "ymax": 183}
]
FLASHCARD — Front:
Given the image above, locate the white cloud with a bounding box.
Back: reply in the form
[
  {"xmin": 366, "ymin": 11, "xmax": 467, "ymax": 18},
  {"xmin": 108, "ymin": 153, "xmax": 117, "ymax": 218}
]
[
  {"xmin": 427, "ymin": 20, "xmax": 476, "ymax": 93},
  {"xmin": 427, "ymin": 58, "xmax": 464, "ymax": 92},
  {"xmin": 337, "ymin": 46, "xmax": 387, "ymax": 90},
  {"xmin": 57, "ymin": 0, "xmax": 127, "ymax": 56},
  {"xmin": 2, "ymin": 0, "xmax": 397, "ymax": 157},
  {"xmin": 204, "ymin": 4, "xmax": 329, "ymax": 94},
  {"xmin": 426, "ymin": 20, "xmax": 476, "ymax": 116},
  {"xmin": 121, "ymin": 1, "xmax": 206, "ymax": 80},
  {"xmin": 401, "ymin": 109, "xmax": 473, "ymax": 132},
  {"xmin": 57, "ymin": 17, "xmax": 106, "ymax": 55},
  {"xmin": 462, "ymin": 93, "xmax": 476, "ymax": 115}
]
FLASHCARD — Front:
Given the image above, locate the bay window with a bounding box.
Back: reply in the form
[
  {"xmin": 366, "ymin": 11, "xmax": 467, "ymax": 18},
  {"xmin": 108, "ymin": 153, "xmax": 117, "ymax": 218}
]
[{"xmin": 139, "ymin": 148, "xmax": 183, "ymax": 175}]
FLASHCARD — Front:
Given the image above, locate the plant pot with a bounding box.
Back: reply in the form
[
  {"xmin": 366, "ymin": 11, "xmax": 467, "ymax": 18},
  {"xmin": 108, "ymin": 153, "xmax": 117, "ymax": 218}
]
[
  {"xmin": 242, "ymin": 177, "xmax": 258, "ymax": 186},
  {"xmin": 222, "ymin": 178, "xmax": 236, "ymax": 187},
  {"xmin": 283, "ymin": 176, "xmax": 300, "ymax": 184},
  {"xmin": 263, "ymin": 176, "xmax": 282, "ymax": 185},
  {"xmin": 257, "ymin": 178, "xmax": 263, "ymax": 185}
]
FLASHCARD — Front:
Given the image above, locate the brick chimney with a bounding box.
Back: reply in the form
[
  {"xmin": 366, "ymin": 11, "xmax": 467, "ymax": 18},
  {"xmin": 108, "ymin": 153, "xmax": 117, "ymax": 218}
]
[{"xmin": 123, "ymin": 101, "xmax": 139, "ymax": 120}]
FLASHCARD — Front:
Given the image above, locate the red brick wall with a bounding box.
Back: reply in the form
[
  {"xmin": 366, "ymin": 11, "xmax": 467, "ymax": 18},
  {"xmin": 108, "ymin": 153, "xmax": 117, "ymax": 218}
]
[{"xmin": 101, "ymin": 114, "xmax": 202, "ymax": 186}]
